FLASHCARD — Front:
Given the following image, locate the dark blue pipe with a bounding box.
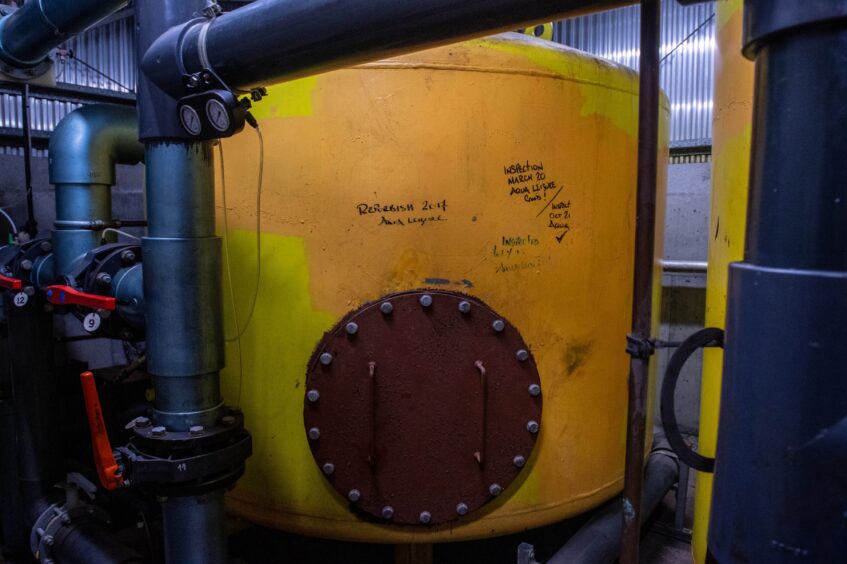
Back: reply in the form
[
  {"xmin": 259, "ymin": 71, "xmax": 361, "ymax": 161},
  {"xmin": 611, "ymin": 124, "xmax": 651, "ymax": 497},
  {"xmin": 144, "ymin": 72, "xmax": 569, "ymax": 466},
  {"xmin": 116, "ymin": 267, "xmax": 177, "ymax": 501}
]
[
  {"xmin": 0, "ymin": 0, "xmax": 127, "ymax": 68},
  {"xmin": 49, "ymin": 105, "xmax": 143, "ymax": 276}
]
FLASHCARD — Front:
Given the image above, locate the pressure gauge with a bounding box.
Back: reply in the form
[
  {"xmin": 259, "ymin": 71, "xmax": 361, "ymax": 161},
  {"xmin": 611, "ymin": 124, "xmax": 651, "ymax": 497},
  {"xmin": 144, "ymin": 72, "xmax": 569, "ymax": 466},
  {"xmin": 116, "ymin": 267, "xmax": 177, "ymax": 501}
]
[
  {"xmin": 206, "ymin": 99, "xmax": 231, "ymax": 132},
  {"xmin": 179, "ymin": 105, "xmax": 202, "ymax": 136}
]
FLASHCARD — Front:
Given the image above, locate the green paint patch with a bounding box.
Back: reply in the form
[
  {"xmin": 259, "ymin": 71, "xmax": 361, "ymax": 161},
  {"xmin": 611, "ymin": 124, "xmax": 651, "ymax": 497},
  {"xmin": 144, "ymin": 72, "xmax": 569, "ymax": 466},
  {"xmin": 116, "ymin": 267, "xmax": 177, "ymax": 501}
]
[
  {"xmin": 220, "ymin": 230, "xmax": 336, "ymax": 501},
  {"xmin": 249, "ymin": 76, "xmax": 319, "ymax": 121}
]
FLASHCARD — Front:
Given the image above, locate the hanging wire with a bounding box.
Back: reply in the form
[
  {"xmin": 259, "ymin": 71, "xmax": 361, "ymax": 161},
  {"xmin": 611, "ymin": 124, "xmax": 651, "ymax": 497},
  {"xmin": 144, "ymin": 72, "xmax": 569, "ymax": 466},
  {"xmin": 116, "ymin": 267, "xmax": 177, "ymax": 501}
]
[
  {"xmin": 0, "ymin": 208, "xmax": 19, "ymax": 235},
  {"xmin": 660, "ymin": 12, "xmax": 715, "ymax": 66},
  {"xmin": 219, "ymin": 122, "xmax": 264, "ymax": 406},
  {"xmin": 63, "ymin": 50, "xmax": 135, "ymax": 93},
  {"xmin": 101, "ymin": 227, "xmax": 140, "ymax": 242}
]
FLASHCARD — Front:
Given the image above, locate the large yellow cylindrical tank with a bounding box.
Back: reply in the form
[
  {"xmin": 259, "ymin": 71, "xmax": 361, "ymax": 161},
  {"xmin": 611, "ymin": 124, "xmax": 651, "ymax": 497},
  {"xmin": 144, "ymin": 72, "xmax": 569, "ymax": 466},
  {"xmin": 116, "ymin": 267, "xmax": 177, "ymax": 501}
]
[
  {"xmin": 215, "ymin": 32, "xmax": 669, "ymax": 542},
  {"xmin": 693, "ymin": 1, "xmax": 753, "ymax": 561}
]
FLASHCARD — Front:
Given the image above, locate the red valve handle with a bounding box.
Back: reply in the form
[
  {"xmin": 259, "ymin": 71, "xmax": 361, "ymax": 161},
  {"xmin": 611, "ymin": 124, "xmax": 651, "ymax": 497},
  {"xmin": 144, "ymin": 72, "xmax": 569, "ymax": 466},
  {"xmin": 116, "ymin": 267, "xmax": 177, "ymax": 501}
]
[
  {"xmin": 80, "ymin": 371, "xmax": 125, "ymax": 491},
  {"xmin": 46, "ymin": 285, "xmax": 116, "ymax": 311},
  {"xmin": 0, "ymin": 272, "xmax": 22, "ymax": 290}
]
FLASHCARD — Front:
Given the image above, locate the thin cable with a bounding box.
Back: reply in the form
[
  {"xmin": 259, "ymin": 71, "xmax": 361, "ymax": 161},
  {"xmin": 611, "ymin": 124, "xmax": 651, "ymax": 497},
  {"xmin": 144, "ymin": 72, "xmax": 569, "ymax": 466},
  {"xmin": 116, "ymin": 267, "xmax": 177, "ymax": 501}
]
[
  {"xmin": 223, "ymin": 127, "xmax": 263, "ymax": 343},
  {"xmin": 0, "ymin": 208, "xmax": 18, "ymax": 235},
  {"xmin": 69, "ymin": 52, "xmax": 135, "ymax": 94},
  {"xmin": 660, "ymin": 12, "xmax": 715, "ymax": 66},
  {"xmin": 102, "ymin": 227, "xmax": 140, "ymax": 241}
]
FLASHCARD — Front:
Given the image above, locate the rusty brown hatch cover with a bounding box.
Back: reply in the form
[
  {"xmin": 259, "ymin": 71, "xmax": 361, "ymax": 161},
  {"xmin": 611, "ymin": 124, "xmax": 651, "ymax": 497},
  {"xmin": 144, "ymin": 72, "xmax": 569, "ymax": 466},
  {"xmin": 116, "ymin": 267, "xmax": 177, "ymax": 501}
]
[{"xmin": 303, "ymin": 290, "xmax": 542, "ymax": 526}]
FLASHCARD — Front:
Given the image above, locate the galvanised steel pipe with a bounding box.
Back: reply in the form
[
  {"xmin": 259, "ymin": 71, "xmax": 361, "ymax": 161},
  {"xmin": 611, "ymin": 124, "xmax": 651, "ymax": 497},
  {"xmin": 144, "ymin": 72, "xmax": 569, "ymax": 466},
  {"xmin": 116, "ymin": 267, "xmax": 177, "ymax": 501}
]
[
  {"xmin": 0, "ymin": 0, "xmax": 127, "ymax": 68},
  {"xmin": 49, "ymin": 105, "xmax": 144, "ymax": 276},
  {"xmin": 142, "ymin": 0, "xmax": 633, "ymax": 94}
]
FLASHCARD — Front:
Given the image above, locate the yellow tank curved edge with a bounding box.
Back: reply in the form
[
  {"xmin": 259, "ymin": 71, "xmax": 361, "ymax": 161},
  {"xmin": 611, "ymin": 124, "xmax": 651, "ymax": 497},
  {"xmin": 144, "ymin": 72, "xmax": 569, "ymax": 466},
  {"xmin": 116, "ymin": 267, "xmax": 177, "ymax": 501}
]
[
  {"xmin": 215, "ymin": 32, "xmax": 670, "ymax": 543},
  {"xmin": 693, "ymin": 2, "xmax": 753, "ymax": 562}
]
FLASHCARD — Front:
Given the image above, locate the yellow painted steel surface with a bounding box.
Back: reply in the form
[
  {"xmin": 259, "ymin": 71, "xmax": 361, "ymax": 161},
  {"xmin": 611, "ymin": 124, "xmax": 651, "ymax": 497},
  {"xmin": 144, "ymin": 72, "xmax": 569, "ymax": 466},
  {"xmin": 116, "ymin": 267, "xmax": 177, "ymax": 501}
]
[
  {"xmin": 693, "ymin": 2, "xmax": 753, "ymax": 561},
  {"xmin": 215, "ymin": 33, "xmax": 669, "ymax": 542}
]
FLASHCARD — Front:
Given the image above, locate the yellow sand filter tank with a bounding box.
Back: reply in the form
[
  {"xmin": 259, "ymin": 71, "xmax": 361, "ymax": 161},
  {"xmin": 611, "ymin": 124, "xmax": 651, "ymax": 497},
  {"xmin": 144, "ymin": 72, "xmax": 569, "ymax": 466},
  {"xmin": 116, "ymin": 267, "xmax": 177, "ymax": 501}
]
[
  {"xmin": 216, "ymin": 32, "xmax": 669, "ymax": 542},
  {"xmin": 693, "ymin": 1, "xmax": 753, "ymax": 561}
]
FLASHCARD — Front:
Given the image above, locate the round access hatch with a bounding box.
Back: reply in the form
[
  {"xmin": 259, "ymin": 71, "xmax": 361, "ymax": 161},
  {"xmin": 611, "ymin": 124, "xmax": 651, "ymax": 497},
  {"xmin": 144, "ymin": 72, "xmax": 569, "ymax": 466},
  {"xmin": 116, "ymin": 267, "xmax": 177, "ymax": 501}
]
[{"xmin": 303, "ymin": 290, "xmax": 542, "ymax": 526}]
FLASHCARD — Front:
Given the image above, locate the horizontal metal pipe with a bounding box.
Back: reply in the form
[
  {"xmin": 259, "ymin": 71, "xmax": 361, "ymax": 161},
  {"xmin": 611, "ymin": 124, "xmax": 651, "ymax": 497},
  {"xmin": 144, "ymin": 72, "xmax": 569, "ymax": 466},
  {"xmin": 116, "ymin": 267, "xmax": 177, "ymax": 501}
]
[
  {"xmin": 143, "ymin": 0, "xmax": 632, "ymax": 93},
  {"xmin": 0, "ymin": 0, "xmax": 128, "ymax": 68},
  {"xmin": 659, "ymin": 260, "xmax": 708, "ymax": 273}
]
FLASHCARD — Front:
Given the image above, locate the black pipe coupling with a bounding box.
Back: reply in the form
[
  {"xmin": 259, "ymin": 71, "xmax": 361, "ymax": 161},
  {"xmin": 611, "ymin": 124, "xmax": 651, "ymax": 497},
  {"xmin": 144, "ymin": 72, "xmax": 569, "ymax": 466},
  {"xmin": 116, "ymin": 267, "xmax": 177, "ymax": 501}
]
[
  {"xmin": 49, "ymin": 243, "xmax": 145, "ymax": 340},
  {"xmin": 743, "ymin": 0, "xmax": 847, "ymax": 58},
  {"xmin": 30, "ymin": 473, "xmax": 111, "ymax": 563},
  {"xmin": 117, "ymin": 407, "xmax": 252, "ymax": 497}
]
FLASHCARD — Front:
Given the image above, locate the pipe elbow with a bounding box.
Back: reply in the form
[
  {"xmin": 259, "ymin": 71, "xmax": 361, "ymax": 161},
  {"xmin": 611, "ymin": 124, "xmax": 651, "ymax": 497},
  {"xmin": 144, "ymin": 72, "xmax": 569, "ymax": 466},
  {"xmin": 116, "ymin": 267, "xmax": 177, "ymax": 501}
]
[{"xmin": 48, "ymin": 105, "xmax": 143, "ymax": 186}]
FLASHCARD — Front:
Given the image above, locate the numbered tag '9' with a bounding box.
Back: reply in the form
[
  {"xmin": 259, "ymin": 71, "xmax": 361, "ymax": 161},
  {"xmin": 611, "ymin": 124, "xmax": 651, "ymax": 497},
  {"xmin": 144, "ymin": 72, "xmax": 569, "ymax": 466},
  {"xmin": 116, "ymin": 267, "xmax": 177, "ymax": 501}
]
[{"xmin": 83, "ymin": 312, "xmax": 102, "ymax": 333}]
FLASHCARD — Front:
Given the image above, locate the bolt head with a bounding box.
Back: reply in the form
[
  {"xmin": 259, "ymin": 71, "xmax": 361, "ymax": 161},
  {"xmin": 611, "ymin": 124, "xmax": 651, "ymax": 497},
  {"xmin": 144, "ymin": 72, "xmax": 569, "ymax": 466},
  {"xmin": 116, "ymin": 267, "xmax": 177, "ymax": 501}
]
[
  {"xmin": 221, "ymin": 415, "xmax": 236, "ymax": 425},
  {"xmin": 121, "ymin": 250, "xmax": 136, "ymax": 264},
  {"xmin": 381, "ymin": 506, "xmax": 395, "ymax": 519},
  {"xmin": 458, "ymin": 300, "xmax": 471, "ymax": 313},
  {"xmin": 345, "ymin": 322, "xmax": 359, "ymax": 335},
  {"xmin": 513, "ymin": 455, "xmax": 527, "ymax": 468},
  {"xmin": 527, "ymin": 420, "xmax": 540, "ymax": 434},
  {"xmin": 419, "ymin": 511, "xmax": 432, "ymax": 524},
  {"xmin": 492, "ymin": 319, "xmax": 505, "ymax": 332},
  {"xmin": 189, "ymin": 425, "xmax": 204, "ymax": 436},
  {"xmin": 489, "ymin": 483, "xmax": 503, "ymax": 496},
  {"xmin": 322, "ymin": 462, "xmax": 335, "ymax": 475},
  {"xmin": 419, "ymin": 294, "xmax": 433, "ymax": 308},
  {"xmin": 24, "ymin": 286, "xmax": 35, "ymax": 296},
  {"xmin": 516, "ymin": 349, "xmax": 530, "ymax": 362},
  {"xmin": 151, "ymin": 426, "xmax": 167, "ymax": 437},
  {"xmin": 456, "ymin": 502, "xmax": 469, "ymax": 516},
  {"xmin": 134, "ymin": 416, "xmax": 152, "ymax": 428},
  {"xmin": 347, "ymin": 489, "xmax": 361, "ymax": 502},
  {"xmin": 528, "ymin": 384, "xmax": 541, "ymax": 397},
  {"xmin": 43, "ymin": 534, "xmax": 54, "ymax": 547},
  {"xmin": 40, "ymin": 241, "xmax": 52, "ymax": 252},
  {"xmin": 20, "ymin": 259, "xmax": 32, "ymax": 271},
  {"xmin": 380, "ymin": 301, "xmax": 394, "ymax": 315},
  {"xmin": 306, "ymin": 389, "xmax": 320, "ymax": 403},
  {"xmin": 319, "ymin": 352, "xmax": 333, "ymax": 366},
  {"xmin": 308, "ymin": 427, "xmax": 321, "ymax": 440}
]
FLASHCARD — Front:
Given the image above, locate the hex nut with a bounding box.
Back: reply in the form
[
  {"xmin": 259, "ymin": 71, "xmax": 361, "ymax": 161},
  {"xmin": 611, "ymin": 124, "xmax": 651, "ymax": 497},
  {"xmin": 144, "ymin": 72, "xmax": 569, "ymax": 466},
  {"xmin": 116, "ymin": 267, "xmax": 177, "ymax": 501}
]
[
  {"xmin": 40, "ymin": 241, "xmax": 53, "ymax": 252},
  {"xmin": 306, "ymin": 389, "xmax": 320, "ymax": 403},
  {"xmin": 419, "ymin": 294, "xmax": 433, "ymax": 307},
  {"xmin": 20, "ymin": 259, "xmax": 32, "ymax": 271},
  {"xmin": 151, "ymin": 426, "xmax": 167, "ymax": 437},
  {"xmin": 380, "ymin": 301, "xmax": 394, "ymax": 315},
  {"xmin": 189, "ymin": 425, "xmax": 204, "ymax": 436},
  {"xmin": 308, "ymin": 427, "xmax": 321, "ymax": 440},
  {"xmin": 97, "ymin": 272, "xmax": 112, "ymax": 286},
  {"xmin": 320, "ymin": 352, "xmax": 333, "ymax": 366},
  {"xmin": 528, "ymin": 384, "xmax": 541, "ymax": 397},
  {"xmin": 492, "ymin": 319, "xmax": 505, "ymax": 333},
  {"xmin": 221, "ymin": 415, "xmax": 236, "ymax": 425},
  {"xmin": 134, "ymin": 416, "xmax": 152, "ymax": 428},
  {"xmin": 516, "ymin": 349, "xmax": 530, "ymax": 362}
]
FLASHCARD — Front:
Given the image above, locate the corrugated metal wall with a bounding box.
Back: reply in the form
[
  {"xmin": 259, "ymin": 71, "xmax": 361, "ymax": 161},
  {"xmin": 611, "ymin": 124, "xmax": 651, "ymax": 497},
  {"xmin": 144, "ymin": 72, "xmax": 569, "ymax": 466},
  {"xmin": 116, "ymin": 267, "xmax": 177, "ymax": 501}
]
[
  {"xmin": 0, "ymin": 13, "xmax": 135, "ymax": 155},
  {"xmin": 0, "ymin": 2, "xmax": 715, "ymax": 150},
  {"xmin": 556, "ymin": 1, "xmax": 715, "ymax": 145}
]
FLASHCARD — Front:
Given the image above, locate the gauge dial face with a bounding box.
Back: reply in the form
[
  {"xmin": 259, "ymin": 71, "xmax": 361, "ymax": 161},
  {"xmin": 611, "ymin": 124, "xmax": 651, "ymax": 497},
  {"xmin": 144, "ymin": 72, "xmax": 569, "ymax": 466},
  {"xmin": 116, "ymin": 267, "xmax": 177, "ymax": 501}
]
[
  {"xmin": 206, "ymin": 99, "xmax": 231, "ymax": 132},
  {"xmin": 179, "ymin": 105, "xmax": 202, "ymax": 136}
]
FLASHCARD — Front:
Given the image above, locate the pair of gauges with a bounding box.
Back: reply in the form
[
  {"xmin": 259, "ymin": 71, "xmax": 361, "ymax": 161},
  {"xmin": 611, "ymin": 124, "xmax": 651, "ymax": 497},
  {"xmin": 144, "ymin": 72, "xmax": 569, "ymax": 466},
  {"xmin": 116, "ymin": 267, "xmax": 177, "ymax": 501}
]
[{"xmin": 177, "ymin": 89, "xmax": 247, "ymax": 140}]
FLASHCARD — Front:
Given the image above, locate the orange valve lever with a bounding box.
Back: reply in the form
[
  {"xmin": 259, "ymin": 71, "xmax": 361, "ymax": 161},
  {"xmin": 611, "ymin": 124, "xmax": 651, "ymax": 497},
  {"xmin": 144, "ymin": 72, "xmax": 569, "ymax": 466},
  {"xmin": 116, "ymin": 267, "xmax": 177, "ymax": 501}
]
[
  {"xmin": 79, "ymin": 371, "xmax": 125, "ymax": 490},
  {"xmin": 46, "ymin": 285, "xmax": 116, "ymax": 311},
  {"xmin": 0, "ymin": 272, "xmax": 22, "ymax": 290}
]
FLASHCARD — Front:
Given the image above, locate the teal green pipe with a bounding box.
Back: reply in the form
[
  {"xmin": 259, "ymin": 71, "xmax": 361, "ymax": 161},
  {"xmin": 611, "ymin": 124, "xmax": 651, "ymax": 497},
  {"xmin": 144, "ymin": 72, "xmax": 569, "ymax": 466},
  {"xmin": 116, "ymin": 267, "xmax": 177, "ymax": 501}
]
[
  {"xmin": 48, "ymin": 104, "xmax": 143, "ymax": 277},
  {"xmin": 0, "ymin": 0, "xmax": 127, "ymax": 68}
]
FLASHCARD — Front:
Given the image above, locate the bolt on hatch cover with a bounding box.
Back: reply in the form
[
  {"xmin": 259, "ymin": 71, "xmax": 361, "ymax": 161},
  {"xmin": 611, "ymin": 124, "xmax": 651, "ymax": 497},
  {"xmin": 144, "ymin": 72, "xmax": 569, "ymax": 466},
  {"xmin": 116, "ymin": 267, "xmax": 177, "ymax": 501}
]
[{"xmin": 303, "ymin": 290, "xmax": 542, "ymax": 526}]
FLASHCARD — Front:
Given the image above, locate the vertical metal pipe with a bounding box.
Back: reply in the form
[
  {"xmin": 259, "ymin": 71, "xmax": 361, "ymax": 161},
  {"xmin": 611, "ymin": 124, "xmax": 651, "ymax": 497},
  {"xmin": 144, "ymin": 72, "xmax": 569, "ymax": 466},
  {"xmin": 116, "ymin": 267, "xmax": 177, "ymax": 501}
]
[
  {"xmin": 21, "ymin": 83, "xmax": 36, "ymax": 237},
  {"xmin": 136, "ymin": 1, "xmax": 228, "ymax": 561},
  {"xmin": 621, "ymin": 2, "xmax": 661, "ymax": 563}
]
